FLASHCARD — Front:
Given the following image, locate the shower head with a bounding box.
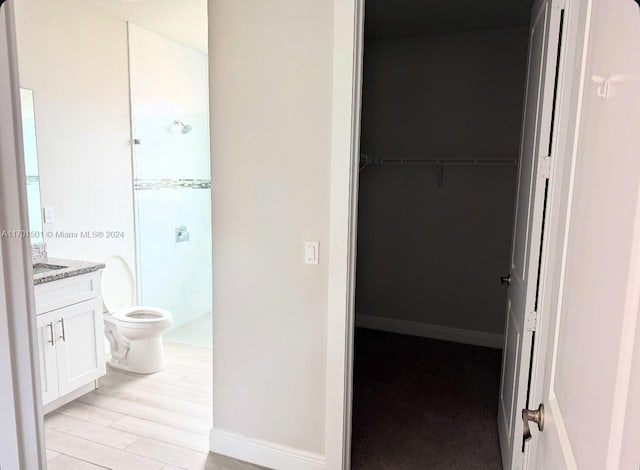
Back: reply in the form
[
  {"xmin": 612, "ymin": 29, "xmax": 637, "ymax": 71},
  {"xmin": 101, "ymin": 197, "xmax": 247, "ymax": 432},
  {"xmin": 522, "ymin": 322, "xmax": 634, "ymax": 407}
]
[{"xmin": 172, "ymin": 120, "xmax": 192, "ymax": 134}]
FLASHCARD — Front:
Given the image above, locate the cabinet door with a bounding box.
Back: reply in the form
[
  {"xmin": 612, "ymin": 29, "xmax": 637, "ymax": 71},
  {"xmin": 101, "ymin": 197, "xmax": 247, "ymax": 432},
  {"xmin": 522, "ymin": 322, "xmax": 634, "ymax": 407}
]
[
  {"xmin": 36, "ymin": 311, "xmax": 59, "ymax": 405},
  {"xmin": 54, "ymin": 298, "xmax": 106, "ymax": 396}
]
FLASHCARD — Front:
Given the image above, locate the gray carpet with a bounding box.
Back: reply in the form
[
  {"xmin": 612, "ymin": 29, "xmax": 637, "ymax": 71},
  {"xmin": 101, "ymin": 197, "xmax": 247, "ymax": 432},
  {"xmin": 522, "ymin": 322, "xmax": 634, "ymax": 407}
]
[{"xmin": 351, "ymin": 328, "xmax": 503, "ymax": 469}]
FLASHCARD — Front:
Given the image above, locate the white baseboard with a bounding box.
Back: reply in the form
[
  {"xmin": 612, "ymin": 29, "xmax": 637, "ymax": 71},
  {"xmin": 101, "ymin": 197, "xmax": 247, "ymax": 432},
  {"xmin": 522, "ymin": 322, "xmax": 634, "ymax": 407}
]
[
  {"xmin": 356, "ymin": 314, "xmax": 504, "ymax": 349},
  {"xmin": 210, "ymin": 428, "xmax": 325, "ymax": 470}
]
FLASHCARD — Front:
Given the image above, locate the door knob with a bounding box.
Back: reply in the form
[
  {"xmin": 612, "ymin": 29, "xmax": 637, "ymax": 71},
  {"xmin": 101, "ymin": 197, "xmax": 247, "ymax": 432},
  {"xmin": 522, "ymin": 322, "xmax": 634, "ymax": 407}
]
[
  {"xmin": 522, "ymin": 404, "xmax": 544, "ymax": 442},
  {"xmin": 501, "ymin": 274, "xmax": 512, "ymax": 286}
]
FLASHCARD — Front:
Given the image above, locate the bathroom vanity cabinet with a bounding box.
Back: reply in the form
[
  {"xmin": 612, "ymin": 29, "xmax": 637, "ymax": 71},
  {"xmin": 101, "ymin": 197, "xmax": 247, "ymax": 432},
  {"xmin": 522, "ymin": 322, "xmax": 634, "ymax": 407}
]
[{"xmin": 34, "ymin": 270, "xmax": 106, "ymax": 413}]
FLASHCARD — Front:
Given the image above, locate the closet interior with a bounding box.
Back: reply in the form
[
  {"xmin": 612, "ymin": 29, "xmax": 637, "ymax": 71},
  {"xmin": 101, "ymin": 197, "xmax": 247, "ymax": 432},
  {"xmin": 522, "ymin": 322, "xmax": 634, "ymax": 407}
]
[{"xmin": 351, "ymin": 1, "xmax": 534, "ymax": 468}]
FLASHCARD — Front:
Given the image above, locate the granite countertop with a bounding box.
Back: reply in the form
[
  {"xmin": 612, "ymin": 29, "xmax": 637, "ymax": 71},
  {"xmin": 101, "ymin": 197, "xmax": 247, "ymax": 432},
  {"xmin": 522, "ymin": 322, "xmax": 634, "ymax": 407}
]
[{"xmin": 33, "ymin": 257, "xmax": 105, "ymax": 285}]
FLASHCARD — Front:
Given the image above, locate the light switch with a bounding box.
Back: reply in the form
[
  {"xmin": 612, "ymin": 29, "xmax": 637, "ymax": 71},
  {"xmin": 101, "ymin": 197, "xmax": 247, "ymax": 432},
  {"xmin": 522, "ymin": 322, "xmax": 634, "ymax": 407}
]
[
  {"xmin": 304, "ymin": 241, "xmax": 319, "ymax": 265},
  {"xmin": 43, "ymin": 207, "xmax": 55, "ymax": 224}
]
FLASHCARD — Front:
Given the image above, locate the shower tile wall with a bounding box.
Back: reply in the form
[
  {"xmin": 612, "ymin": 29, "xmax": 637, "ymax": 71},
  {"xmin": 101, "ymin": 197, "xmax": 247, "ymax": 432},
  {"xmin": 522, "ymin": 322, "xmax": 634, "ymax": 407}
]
[{"xmin": 129, "ymin": 24, "xmax": 212, "ymax": 331}]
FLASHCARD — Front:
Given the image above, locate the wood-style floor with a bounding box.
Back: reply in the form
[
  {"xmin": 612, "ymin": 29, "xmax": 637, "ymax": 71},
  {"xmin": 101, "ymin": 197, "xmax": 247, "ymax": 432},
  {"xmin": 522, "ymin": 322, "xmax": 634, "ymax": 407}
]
[{"xmin": 44, "ymin": 341, "xmax": 263, "ymax": 470}]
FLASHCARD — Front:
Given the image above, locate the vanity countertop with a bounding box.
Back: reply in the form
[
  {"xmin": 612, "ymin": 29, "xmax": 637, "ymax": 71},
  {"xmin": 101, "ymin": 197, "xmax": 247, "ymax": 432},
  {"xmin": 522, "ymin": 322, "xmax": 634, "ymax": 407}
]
[{"xmin": 33, "ymin": 257, "xmax": 105, "ymax": 285}]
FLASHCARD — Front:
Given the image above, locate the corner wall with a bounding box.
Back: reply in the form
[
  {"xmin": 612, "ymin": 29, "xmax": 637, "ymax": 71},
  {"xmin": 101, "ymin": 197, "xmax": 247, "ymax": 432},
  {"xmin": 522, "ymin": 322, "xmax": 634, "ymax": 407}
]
[{"xmin": 356, "ymin": 27, "xmax": 529, "ymax": 344}]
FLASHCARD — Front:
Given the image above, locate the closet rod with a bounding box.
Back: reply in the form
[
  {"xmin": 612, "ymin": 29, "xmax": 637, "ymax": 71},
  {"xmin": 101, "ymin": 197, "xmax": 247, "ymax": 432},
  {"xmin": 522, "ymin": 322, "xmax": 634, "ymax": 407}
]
[{"xmin": 359, "ymin": 155, "xmax": 517, "ymax": 171}]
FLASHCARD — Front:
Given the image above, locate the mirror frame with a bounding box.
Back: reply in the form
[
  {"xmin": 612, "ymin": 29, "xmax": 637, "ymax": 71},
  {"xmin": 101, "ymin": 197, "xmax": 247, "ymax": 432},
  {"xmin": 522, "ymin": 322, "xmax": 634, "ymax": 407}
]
[{"xmin": 19, "ymin": 87, "xmax": 45, "ymax": 246}]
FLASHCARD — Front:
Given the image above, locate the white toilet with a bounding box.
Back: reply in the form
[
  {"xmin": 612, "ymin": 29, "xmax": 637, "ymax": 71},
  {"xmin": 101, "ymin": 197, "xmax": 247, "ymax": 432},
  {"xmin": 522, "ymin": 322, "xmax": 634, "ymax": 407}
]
[{"xmin": 102, "ymin": 256, "xmax": 173, "ymax": 374}]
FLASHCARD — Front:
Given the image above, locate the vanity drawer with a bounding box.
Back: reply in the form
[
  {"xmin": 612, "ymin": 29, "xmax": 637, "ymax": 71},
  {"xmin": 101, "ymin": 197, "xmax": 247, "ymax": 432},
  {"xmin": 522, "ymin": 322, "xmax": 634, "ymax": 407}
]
[{"xmin": 34, "ymin": 271, "xmax": 102, "ymax": 315}]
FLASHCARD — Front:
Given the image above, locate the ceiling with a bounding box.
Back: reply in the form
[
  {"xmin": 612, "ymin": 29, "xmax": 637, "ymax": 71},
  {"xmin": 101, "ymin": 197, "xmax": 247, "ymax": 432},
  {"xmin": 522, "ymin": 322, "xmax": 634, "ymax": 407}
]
[
  {"xmin": 365, "ymin": 0, "xmax": 535, "ymax": 39},
  {"xmin": 93, "ymin": 0, "xmax": 208, "ymax": 53},
  {"xmin": 88, "ymin": 0, "xmax": 534, "ymax": 52}
]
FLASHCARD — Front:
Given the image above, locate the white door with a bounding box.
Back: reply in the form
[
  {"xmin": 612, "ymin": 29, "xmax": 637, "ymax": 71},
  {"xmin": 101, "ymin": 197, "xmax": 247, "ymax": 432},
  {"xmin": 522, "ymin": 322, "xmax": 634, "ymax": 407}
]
[
  {"xmin": 54, "ymin": 298, "xmax": 106, "ymax": 395},
  {"xmin": 497, "ymin": 0, "xmax": 564, "ymax": 468},
  {"xmin": 530, "ymin": 0, "xmax": 640, "ymax": 468},
  {"xmin": 35, "ymin": 311, "xmax": 59, "ymax": 405}
]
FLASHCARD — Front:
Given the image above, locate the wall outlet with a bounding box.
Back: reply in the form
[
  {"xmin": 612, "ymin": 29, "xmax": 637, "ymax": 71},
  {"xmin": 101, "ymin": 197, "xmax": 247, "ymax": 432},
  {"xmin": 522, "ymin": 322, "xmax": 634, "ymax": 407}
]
[
  {"xmin": 43, "ymin": 207, "xmax": 55, "ymax": 224},
  {"xmin": 304, "ymin": 241, "xmax": 319, "ymax": 265}
]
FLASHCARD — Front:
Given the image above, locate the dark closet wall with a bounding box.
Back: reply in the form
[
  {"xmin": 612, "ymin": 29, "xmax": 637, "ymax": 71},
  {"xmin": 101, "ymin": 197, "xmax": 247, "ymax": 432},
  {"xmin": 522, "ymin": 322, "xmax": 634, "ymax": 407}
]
[{"xmin": 356, "ymin": 26, "xmax": 529, "ymax": 339}]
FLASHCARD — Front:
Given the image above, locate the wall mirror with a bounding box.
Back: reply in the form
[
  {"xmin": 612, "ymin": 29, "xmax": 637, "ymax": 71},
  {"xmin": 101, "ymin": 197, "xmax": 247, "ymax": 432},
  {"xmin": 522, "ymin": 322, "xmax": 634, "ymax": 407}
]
[{"xmin": 20, "ymin": 88, "xmax": 44, "ymax": 245}]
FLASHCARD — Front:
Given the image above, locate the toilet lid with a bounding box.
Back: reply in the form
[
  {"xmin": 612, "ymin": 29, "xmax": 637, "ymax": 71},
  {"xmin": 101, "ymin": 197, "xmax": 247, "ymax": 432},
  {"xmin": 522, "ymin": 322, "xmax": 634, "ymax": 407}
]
[{"xmin": 101, "ymin": 256, "xmax": 135, "ymax": 312}]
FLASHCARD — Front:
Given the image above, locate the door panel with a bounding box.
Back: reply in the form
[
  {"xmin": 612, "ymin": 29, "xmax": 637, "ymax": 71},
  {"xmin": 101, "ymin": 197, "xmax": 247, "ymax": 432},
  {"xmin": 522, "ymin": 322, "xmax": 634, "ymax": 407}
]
[
  {"xmin": 535, "ymin": 0, "xmax": 640, "ymax": 468},
  {"xmin": 499, "ymin": 299, "xmax": 520, "ymax": 439},
  {"xmin": 36, "ymin": 311, "xmax": 59, "ymax": 405},
  {"xmin": 55, "ymin": 298, "xmax": 106, "ymax": 396},
  {"xmin": 510, "ymin": 2, "xmax": 547, "ymax": 284},
  {"xmin": 498, "ymin": 0, "xmax": 563, "ymax": 468}
]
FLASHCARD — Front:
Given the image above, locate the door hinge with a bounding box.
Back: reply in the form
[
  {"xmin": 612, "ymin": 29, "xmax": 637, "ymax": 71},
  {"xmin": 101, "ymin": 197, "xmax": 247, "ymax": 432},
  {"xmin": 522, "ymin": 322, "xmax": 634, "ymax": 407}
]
[
  {"xmin": 525, "ymin": 310, "xmax": 538, "ymax": 332},
  {"xmin": 538, "ymin": 155, "xmax": 552, "ymax": 179},
  {"xmin": 554, "ymin": 0, "xmax": 567, "ymax": 10}
]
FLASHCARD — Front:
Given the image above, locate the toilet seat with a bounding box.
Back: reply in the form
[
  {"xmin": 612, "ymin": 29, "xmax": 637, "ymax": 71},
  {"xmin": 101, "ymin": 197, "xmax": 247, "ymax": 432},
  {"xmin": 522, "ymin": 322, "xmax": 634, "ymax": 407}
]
[
  {"xmin": 111, "ymin": 306, "xmax": 172, "ymax": 326},
  {"xmin": 101, "ymin": 257, "xmax": 173, "ymax": 324}
]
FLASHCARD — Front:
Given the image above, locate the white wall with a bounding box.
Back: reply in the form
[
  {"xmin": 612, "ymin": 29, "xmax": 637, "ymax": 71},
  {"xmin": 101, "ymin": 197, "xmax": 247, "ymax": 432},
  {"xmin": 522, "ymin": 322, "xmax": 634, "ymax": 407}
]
[
  {"xmin": 209, "ymin": 0, "xmax": 333, "ymax": 459},
  {"xmin": 13, "ymin": 0, "xmax": 135, "ymax": 270},
  {"xmin": 356, "ymin": 27, "xmax": 529, "ymax": 338}
]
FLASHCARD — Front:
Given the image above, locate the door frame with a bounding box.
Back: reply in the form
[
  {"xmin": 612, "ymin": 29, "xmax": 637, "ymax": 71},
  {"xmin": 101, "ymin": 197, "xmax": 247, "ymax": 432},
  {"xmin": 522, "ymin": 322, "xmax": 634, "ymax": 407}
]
[
  {"xmin": 324, "ymin": 0, "xmax": 593, "ymax": 469},
  {"xmin": 324, "ymin": 0, "xmax": 364, "ymax": 468},
  {"xmin": 524, "ymin": 0, "xmax": 640, "ymax": 467},
  {"xmin": 521, "ymin": 0, "xmax": 594, "ymax": 467},
  {"xmin": 0, "ymin": 1, "xmax": 47, "ymax": 469}
]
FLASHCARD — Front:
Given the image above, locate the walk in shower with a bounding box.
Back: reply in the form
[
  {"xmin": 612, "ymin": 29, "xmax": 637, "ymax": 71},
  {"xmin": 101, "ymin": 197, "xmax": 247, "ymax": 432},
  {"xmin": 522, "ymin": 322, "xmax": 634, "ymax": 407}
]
[{"xmin": 128, "ymin": 24, "xmax": 212, "ymax": 348}]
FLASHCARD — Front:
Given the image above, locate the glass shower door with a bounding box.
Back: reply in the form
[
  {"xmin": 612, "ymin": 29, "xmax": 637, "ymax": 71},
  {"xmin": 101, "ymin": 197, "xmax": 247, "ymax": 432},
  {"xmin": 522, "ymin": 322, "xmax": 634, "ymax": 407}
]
[{"xmin": 128, "ymin": 24, "xmax": 212, "ymax": 347}]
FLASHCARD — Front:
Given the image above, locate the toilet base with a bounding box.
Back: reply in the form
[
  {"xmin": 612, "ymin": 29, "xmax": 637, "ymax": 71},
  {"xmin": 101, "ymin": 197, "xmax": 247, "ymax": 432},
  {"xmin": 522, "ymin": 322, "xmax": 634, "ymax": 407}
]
[{"xmin": 108, "ymin": 336, "xmax": 166, "ymax": 374}]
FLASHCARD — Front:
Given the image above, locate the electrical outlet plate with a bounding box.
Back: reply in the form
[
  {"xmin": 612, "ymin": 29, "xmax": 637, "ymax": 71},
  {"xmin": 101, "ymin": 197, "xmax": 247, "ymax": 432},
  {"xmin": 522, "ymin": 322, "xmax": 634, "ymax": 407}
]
[
  {"xmin": 43, "ymin": 207, "xmax": 55, "ymax": 224},
  {"xmin": 304, "ymin": 241, "xmax": 319, "ymax": 265}
]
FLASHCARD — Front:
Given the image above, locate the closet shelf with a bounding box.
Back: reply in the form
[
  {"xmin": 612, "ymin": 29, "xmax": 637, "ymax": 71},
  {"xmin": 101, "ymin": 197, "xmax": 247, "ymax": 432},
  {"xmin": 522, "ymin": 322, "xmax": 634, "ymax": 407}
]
[{"xmin": 359, "ymin": 154, "xmax": 517, "ymax": 172}]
